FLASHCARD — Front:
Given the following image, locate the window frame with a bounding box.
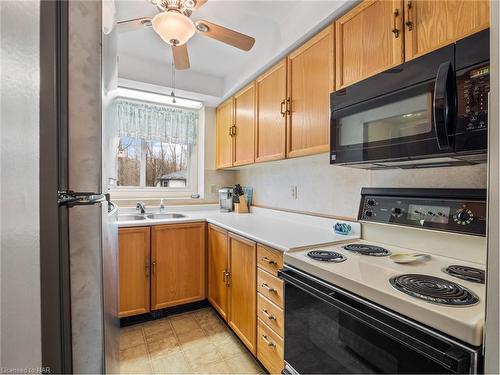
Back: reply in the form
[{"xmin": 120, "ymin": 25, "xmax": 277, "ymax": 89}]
[{"xmin": 109, "ymin": 97, "xmax": 205, "ymax": 201}]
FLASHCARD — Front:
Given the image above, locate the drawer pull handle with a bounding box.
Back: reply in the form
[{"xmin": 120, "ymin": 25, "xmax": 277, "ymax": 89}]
[
  {"xmin": 262, "ymin": 309, "xmax": 276, "ymax": 320},
  {"xmin": 261, "ymin": 283, "xmax": 277, "ymax": 293},
  {"xmin": 261, "ymin": 256, "xmax": 277, "ymax": 266},
  {"xmin": 262, "ymin": 334, "xmax": 276, "ymax": 347}
]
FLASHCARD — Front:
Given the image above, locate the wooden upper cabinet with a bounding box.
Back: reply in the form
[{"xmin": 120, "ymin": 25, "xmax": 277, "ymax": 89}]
[
  {"xmin": 151, "ymin": 223, "xmax": 206, "ymax": 310},
  {"xmin": 404, "ymin": 0, "xmax": 489, "ymax": 60},
  {"xmin": 119, "ymin": 227, "xmax": 150, "ymax": 318},
  {"xmin": 216, "ymin": 98, "xmax": 234, "ymax": 169},
  {"xmin": 233, "ymin": 83, "xmax": 256, "ymax": 166},
  {"xmin": 228, "ymin": 233, "xmax": 257, "ymax": 355},
  {"xmin": 335, "ymin": 0, "xmax": 404, "ymax": 89},
  {"xmin": 287, "ymin": 25, "xmax": 334, "ymax": 158},
  {"xmin": 255, "ymin": 60, "xmax": 287, "ymax": 162},
  {"xmin": 207, "ymin": 224, "xmax": 229, "ymax": 320}
]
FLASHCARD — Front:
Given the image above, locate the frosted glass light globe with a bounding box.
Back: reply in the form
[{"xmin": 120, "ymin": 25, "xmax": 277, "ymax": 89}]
[{"xmin": 152, "ymin": 11, "xmax": 196, "ymax": 46}]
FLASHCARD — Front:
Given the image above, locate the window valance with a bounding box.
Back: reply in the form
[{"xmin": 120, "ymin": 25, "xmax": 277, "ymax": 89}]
[{"xmin": 115, "ymin": 99, "xmax": 198, "ymax": 145}]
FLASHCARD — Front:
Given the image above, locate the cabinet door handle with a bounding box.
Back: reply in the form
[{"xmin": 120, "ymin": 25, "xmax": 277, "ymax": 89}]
[
  {"xmin": 280, "ymin": 100, "xmax": 286, "ymax": 117},
  {"xmin": 286, "ymin": 97, "xmax": 291, "ymax": 115},
  {"xmin": 405, "ymin": 0, "xmax": 413, "ymax": 31},
  {"xmin": 225, "ymin": 271, "xmax": 231, "ymax": 286},
  {"xmin": 228, "ymin": 126, "xmax": 232, "ymax": 136},
  {"xmin": 261, "ymin": 334, "xmax": 276, "ymax": 347},
  {"xmin": 261, "ymin": 256, "xmax": 277, "ymax": 266},
  {"xmin": 262, "ymin": 309, "xmax": 276, "ymax": 320},
  {"xmin": 222, "ymin": 270, "xmax": 227, "ymax": 282},
  {"xmin": 232, "ymin": 125, "xmax": 237, "ymax": 136},
  {"xmin": 145, "ymin": 262, "xmax": 150, "ymax": 277},
  {"xmin": 261, "ymin": 283, "xmax": 277, "ymax": 293},
  {"xmin": 152, "ymin": 261, "xmax": 157, "ymax": 274},
  {"xmin": 392, "ymin": 8, "xmax": 400, "ymax": 38}
]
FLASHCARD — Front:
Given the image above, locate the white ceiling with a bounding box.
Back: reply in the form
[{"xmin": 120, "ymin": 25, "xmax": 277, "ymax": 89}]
[{"xmin": 116, "ymin": 0, "xmax": 352, "ymax": 105}]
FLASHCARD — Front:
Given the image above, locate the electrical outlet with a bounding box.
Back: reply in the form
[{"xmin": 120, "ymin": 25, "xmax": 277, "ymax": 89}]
[
  {"xmin": 210, "ymin": 184, "xmax": 218, "ymax": 194},
  {"xmin": 290, "ymin": 185, "xmax": 298, "ymax": 200}
]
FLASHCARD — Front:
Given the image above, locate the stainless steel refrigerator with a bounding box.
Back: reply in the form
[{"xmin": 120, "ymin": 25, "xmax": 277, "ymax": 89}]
[{"xmin": 40, "ymin": 1, "xmax": 119, "ymax": 373}]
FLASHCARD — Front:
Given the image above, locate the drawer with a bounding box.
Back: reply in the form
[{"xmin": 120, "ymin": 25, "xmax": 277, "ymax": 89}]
[
  {"xmin": 257, "ymin": 293, "xmax": 284, "ymax": 338},
  {"xmin": 257, "ymin": 318, "xmax": 284, "ymax": 374},
  {"xmin": 257, "ymin": 245, "xmax": 283, "ymax": 276},
  {"xmin": 257, "ymin": 268, "xmax": 284, "ymax": 308}
]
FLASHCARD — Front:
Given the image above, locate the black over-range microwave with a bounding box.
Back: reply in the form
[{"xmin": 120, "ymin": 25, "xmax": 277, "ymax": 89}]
[{"xmin": 330, "ymin": 29, "xmax": 490, "ymax": 169}]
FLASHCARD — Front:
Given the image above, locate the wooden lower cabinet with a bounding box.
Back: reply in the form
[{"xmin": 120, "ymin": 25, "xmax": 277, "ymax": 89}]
[
  {"xmin": 118, "ymin": 227, "xmax": 151, "ymax": 318},
  {"xmin": 256, "ymin": 247, "xmax": 285, "ymax": 374},
  {"xmin": 257, "ymin": 294, "xmax": 284, "ymax": 338},
  {"xmin": 151, "ymin": 223, "xmax": 206, "ymax": 310},
  {"xmin": 207, "ymin": 225, "xmax": 257, "ymax": 355},
  {"xmin": 257, "ymin": 318, "xmax": 284, "ymax": 374},
  {"xmin": 228, "ymin": 233, "xmax": 257, "ymax": 354},
  {"xmin": 208, "ymin": 224, "xmax": 229, "ymax": 320}
]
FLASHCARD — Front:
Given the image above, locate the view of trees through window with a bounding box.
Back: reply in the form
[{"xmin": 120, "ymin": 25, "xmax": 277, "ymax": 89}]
[{"xmin": 117, "ymin": 136, "xmax": 189, "ymax": 188}]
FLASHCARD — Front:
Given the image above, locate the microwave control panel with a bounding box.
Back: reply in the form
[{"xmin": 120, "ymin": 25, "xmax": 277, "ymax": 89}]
[
  {"xmin": 360, "ymin": 195, "xmax": 486, "ymax": 236},
  {"xmin": 457, "ymin": 63, "xmax": 490, "ymax": 132}
]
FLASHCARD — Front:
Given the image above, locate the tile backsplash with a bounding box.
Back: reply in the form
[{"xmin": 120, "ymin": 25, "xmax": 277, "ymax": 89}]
[{"xmin": 235, "ymin": 153, "xmax": 487, "ymax": 219}]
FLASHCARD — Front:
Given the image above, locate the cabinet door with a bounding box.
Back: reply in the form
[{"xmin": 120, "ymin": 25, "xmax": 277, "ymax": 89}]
[
  {"xmin": 233, "ymin": 83, "xmax": 256, "ymax": 166},
  {"xmin": 151, "ymin": 223, "xmax": 206, "ymax": 310},
  {"xmin": 207, "ymin": 224, "xmax": 229, "ymax": 320},
  {"xmin": 335, "ymin": 0, "xmax": 404, "ymax": 89},
  {"xmin": 255, "ymin": 60, "xmax": 287, "ymax": 162},
  {"xmin": 404, "ymin": 0, "xmax": 489, "ymax": 60},
  {"xmin": 216, "ymin": 98, "xmax": 234, "ymax": 169},
  {"xmin": 228, "ymin": 233, "xmax": 257, "ymax": 354},
  {"xmin": 287, "ymin": 25, "xmax": 334, "ymax": 158},
  {"xmin": 119, "ymin": 227, "xmax": 150, "ymax": 317}
]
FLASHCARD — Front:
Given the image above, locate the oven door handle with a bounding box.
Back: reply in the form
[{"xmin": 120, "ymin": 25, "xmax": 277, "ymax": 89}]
[
  {"xmin": 433, "ymin": 61, "xmax": 457, "ymax": 151},
  {"xmin": 280, "ymin": 269, "xmax": 471, "ymax": 373}
]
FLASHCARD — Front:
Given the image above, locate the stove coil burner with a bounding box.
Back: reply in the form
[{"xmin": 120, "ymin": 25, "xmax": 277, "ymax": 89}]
[
  {"xmin": 390, "ymin": 274, "xmax": 479, "ymax": 306},
  {"xmin": 343, "ymin": 244, "xmax": 391, "ymax": 256},
  {"xmin": 443, "ymin": 265, "xmax": 486, "ymax": 284},
  {"xmin": 307, "ymin": 250, "xmax": 346, "ymax": 263}
]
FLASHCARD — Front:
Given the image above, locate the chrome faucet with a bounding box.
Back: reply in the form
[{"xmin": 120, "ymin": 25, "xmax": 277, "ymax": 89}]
[
  {"xmin": 159, "ymin": 199, "xmax": 165, "ymax": 213},
  {"xmin": 136, "ymin": 202, "xmax": 146, "ymax": 214}
]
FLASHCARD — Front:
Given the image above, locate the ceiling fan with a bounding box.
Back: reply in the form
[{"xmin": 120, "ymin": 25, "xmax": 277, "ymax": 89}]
[{"xmin": 117, "ymin": 0, "xmax": 256, "ymax": 70}]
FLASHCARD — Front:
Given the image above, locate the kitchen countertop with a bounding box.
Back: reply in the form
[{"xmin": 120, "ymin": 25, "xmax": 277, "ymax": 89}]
[{"xmin": 116, "ymin": 205, "xmax": 360, "ymax": 252}]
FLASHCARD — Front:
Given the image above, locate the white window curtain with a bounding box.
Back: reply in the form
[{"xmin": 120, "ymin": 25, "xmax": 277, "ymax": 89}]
[{"xmin": 115, "ymin": 99, "xmax": 198, "ymax": 145}]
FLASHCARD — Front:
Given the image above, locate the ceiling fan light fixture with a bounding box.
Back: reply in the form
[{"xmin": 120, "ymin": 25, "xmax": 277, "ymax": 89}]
[{"xmin": 152, "ymin": 11, "xmax": 196, "ymax": 45}]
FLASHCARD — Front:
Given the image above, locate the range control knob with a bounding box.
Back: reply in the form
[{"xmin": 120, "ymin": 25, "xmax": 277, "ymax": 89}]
[
  {"xmin": 454, "ymin": 209, "xmax": 474, "ymax": 225},
  {"xmin": 365, "ymin": 210, "xmax": 373, "ymax": 218},
  {"xmin": 367, "ymin": 199, "xmax": 376, "ymax": 206},
  {"xmin": 391, "ymin": 207, "xmax": 403, "ymax": 217}
]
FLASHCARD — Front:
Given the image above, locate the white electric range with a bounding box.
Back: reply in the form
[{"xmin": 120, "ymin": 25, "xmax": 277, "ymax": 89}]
[{"xmin": 281, "ymin": 188, "xmax": 487, "ymax": 374}]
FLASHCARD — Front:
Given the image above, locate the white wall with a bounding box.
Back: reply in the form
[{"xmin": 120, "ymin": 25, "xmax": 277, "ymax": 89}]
[
  {"xmin": 235, "ymin": 154, "xmax": 487, "ymax": 219},
  {"xmin": 0, "ymin": 0, "xmax": 42, "ymax": 368}
]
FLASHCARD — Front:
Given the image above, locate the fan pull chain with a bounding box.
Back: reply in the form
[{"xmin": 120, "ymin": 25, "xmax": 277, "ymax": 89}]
[{"xmin": 170, "ymin": 49, "xmax": 176, "ymax": 104}]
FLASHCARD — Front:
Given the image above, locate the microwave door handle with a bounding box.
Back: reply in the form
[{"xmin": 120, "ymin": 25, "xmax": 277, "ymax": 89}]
[{"xmin": 433, "ymin": 61, "xmax": 456, "ymax": 150}]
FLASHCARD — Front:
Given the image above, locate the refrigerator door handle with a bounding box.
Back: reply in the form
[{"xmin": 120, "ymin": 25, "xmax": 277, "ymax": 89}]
[{"xmin": 58, "ymin": 190, "xmax": 110, "ymax": 207}]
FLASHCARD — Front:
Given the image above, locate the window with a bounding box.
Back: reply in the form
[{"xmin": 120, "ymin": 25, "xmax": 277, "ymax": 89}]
[{"xmin": 112, "ymin": 98, "xmax": 199, "ymax": 196}]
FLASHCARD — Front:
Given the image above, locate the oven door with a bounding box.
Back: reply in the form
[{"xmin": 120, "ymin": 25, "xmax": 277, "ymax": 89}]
[
  {"xmin": 280, "ymin": 267, "xmax": 480, "ymax": 374},
  {"xmin": 331, "ymin": 62, "xmax": 457, "ymax": 166}
]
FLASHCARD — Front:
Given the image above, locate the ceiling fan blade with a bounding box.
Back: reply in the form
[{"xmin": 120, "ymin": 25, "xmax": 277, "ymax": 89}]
[
  {"xmin": 193, "ymin": 0, "xmax": 208, "ymax": 10},
  {"xmin": 194, "ymin": 20, "xmax": 255, "ymax": 51},
  {"xmin": 117, "ymin": 17, "xmax": 152, "ymax": 33},
  {"xmin": 172, "ymin": 44, "xmax": 190, "ymax": 70}
]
